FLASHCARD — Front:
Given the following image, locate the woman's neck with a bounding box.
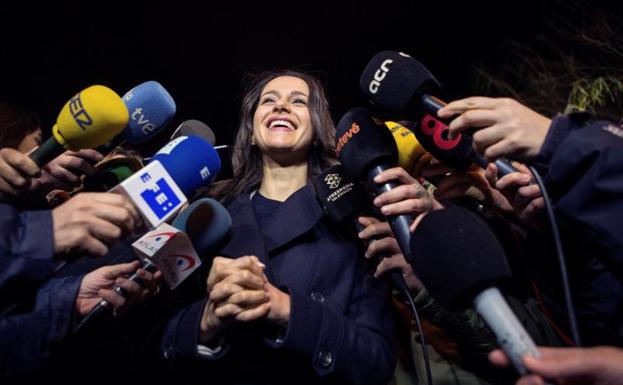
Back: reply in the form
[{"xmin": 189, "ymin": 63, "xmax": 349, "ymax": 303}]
[{"xmin": 258, "ymin": 155, "xmax": 308, "ymax": 202}]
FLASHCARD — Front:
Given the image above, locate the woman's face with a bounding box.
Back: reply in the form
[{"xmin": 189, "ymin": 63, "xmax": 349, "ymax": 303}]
[
  {"xmin": 252, "ymin": 76, "xmax": 314, "ymax": 159},
  {"xmin": 17, "ymin": 127, "xmax": 42, "ymax": 153}
]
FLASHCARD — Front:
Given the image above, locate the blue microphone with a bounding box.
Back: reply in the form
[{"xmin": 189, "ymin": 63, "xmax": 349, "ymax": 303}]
[
  {"xmin": 97, "ymin": 81, "xmax": 176, "ymax": 153},
  {"xmin": 122, "ymin": 80, "xmax": 176, "ymax": 144},
  {"xmin": 172, "ymin": 198, "xmax": 232, "ymax": 258},
  {"xmin": 111, "ymin": 135, "xmax": 221, "ymax": 228},
  {"xmin": 151, "ymin": 135, "xmax": 222, "ymax": 197}
]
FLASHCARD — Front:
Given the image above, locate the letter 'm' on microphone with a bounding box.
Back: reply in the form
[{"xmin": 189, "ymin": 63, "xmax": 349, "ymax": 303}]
[{"xmin": 30, "ymin": 85, "xmax": 129, "ymax": 166}]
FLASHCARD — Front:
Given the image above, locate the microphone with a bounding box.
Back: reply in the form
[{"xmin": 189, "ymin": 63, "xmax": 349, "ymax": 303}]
[
  {"xmin": 151, "ymin": 135, "xmax": 221, "ymax": 197},
  {"xmin": 360, "ymin": 51, "xmax": 517, "ymax": 176},
  {"xmin": 97, "ymin": 81, "xmax": 177, "ymax": 153},
  {"xmin": 385, "ymin": 121, "xmax": 431, "ymax": 178},
  {"xmin": 171, "ymin": 197, "xmax": 232, "ymax": 258},
  {"xmin": 409, "ymin": 206, "xmax": 541, "ymax": 375},
  {"xmin": 111, "ymin": 135, "xmax": 221, "ymax": 228},
  {"xmin": 30, "ymin": 85, "xmax": 129, "ymax": 167},
  {"xmin": 313, "ymin": 165, "xmax": 408, "ymax": 291},
  {"xmin": 335, "ymin": 107, "xmax": 414, "ymax": 261},
  {"xmin": 74, "ymin": 198, "xmax": 232, "ymax": 332},
  {"xmin": 170, "ymin": 119, "xmax": 216, "ymax": 146},
  {"xmin": 168, "ymin": 120, "xmax": 235, "ymax": 182}
]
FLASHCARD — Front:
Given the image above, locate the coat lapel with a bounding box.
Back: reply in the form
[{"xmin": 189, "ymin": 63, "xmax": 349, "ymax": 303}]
[
  {"xmin": 220, "ymin": 185, "xmax": 324, "ymax": 259},
  {"xmin": 261, "ymin": 185, "xmax": 324, "ymax": 253}
]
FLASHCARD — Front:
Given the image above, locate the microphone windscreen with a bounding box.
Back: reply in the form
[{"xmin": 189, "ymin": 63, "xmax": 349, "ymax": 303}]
[
  {"xmin": 171, "ymin": 119, "xmax": 216, "ymax": 146},
  {"xmin": 151, "ymin": 136, "xmax": 221, "ymax": 196},
  {"xmin": 172, "ymin": 198, "xmax": 232, "ymax": 257},
  {"xmin": 53, "ymin": 85, "xmax": 129, "ymax": 149},
  {"xmin": 410, "ymin": 206, "xmax": 511, "ymax": 309},
  {"xmin": 122, "ymin": 81, "xmax": 176, "ymax": 144},
  {"xmin": 360, "ymin": 51, "xmax": 439, "ymax": 119},
  {"xmin": 313, "ymin": 165, "xmax": 369, "ymax": 225},
  {"xmin": 335, "ymin": 107, "xmax": 397, "ymax": 178},
  {"xmin": 385, "ymin": 121, "xmax": 431, "ymax": 177}
]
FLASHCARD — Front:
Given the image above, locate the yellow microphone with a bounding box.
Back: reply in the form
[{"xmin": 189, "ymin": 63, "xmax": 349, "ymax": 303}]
[
  {"xmin": 385, "ymin": 121, "xmax": 432, "ymax": 177},
  {"xmin": 30, "ymin": 85, "xmax": 129, "ymax": 167}
]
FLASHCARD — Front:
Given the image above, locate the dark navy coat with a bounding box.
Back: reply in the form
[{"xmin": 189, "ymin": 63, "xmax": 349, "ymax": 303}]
[
  {"xmin": 0, "ymin": 203, "xmax": 56, "ymax": 301},
  {"xmin": 161, "ymin": 185, "xmax": 397, "ymax": 385},
  {"xmin": 532, "ymin": 114, "xmax": 623, "ymax": 345}
]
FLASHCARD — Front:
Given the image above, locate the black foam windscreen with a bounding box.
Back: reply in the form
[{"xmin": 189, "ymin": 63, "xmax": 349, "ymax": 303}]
[
  {"xmin": 335, "ymin": 107, "xmax": 398, "ymax": 178},
  {"xmin": 360, "ymin": 51, "xmax": 439, "ymax": 119},
  {"xmin": 313, "ymin": 165, "xmax": 370, "ymax": 225},
  {"xmin": 360, "ymin": 51, "xmax": 477, "ymax": 172},
  {"xmin": 409, "ymin": 206, "xmax": 511, "ymax": 309}
]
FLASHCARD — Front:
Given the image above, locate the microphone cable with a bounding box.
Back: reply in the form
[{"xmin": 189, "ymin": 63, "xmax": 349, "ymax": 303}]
[
  {"xmin": 528, "ymin": 165, "xmax": 581, "ymax": 346},
  {"xmin": 402, "ymin": 283, "xmax": 434, "ymax": 385}
]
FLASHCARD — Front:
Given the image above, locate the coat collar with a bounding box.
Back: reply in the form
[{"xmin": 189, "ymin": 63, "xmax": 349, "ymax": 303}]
[{"xmin": 224, "ymin": 184, "xmax": 324, "ymax": 255}]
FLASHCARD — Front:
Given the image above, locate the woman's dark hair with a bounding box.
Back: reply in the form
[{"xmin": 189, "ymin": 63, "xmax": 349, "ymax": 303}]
[
  {"xmin": 0, "ymin": 98, "xmax": 41, "ymax": 149},
  {"xmin": 208, "ymin": 70, "xmax": 337, "ymax": 205}
]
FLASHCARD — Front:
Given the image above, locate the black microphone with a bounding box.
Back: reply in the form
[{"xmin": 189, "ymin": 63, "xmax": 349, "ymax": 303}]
[
  {"xmin": 336, "ymin": 107, "xmax": 414, "ymax": 262},
  {"xmin": 313, "ymin": 165, "xmax": 408, "ymax": 291},
  {"xmin": 409, "ymin": 205, "xmax": 541, "ymax": 376},
  {"xmin": 360, "ymin": 51, "xmax": 517, "ymax": 176}
]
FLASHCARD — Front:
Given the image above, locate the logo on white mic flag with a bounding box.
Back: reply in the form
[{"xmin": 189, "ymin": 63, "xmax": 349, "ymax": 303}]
[
  {"xmin": 110, "ymin": 160, "xmax": 187, "ymax": 229},
  {"xmin": 133, "ymin": 223, "xmax": 201, "ymax": 289}
]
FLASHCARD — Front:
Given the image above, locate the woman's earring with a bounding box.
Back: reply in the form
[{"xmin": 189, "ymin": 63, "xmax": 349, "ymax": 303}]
[{"xmin": 251, "ymin": 136, "xmax": 256, "ymax": 146}]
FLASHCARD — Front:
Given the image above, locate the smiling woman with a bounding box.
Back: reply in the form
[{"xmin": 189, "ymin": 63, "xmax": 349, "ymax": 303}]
[
  {"xmin": 160, "ymin": 70, "xmax": 397, "ymax": 385},
  {"xmin": 208, "ymin": 70, "xmax": 337, "ymax": 205}
]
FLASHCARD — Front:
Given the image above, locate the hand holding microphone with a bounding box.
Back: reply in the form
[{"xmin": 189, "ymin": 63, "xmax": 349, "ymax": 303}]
[
  {"xmin": 370, "ymin": 166, "xmax": 444, "ymax": 232},
  {"xmin": 33, "ymin": 149, "xmax": 104, "ymax": 193},
  {"xmin": 360, "ymin": 51, "xmax": 518, "ymax": 177},
  {"xmin": 51, "ymin": 192, "xmax": 141, "ymax": 258},
  {"xmin": 0, "ymin": 147, "xmax": 40, "ymax": 201},
  {"xmin": 485, "ymin": 162, "xmax": 545, "ymax": 230},
  {"xmin": 30, "ymin": 85, "xmax": 128, "ymax": 167},
  {"xmin": 74, "ymin": 260, "xmax": 161, "ymax": 317},
  {"xmin": 437, "ymin": 97, "xmax": 552, "ymax": 161},
  {"xmin": 357, "ymin": 216, "xmax": 423, "ymax": 292}
]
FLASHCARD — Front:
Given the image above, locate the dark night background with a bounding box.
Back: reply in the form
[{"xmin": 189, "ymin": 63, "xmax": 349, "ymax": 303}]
[{"xmin": 1, "ymin": 0, "xmax": 621, "ymax": 153}]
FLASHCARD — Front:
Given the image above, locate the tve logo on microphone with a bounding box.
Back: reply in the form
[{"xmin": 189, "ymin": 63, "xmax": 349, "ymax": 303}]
[{"xmin": 111, "ymin": 160, "xmax": 187, "ymax": 228}]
